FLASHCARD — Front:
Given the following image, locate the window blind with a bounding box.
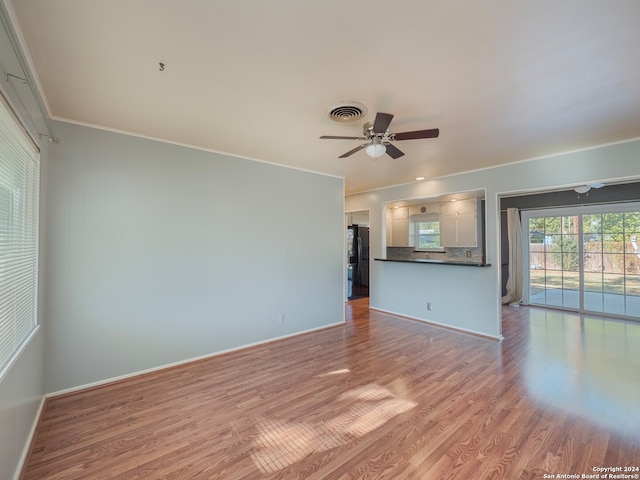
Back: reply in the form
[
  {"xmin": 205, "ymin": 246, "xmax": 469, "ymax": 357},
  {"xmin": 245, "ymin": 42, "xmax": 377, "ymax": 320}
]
[{"xmin": 0, "ymin": 91, "xmax": 40, "ymax": 376}]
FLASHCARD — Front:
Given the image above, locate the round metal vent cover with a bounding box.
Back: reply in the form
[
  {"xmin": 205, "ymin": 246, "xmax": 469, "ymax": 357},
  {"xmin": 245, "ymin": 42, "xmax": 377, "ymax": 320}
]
[{"xmin": 326, "ymin": 101, "xmax": 368, "ymax": 122}]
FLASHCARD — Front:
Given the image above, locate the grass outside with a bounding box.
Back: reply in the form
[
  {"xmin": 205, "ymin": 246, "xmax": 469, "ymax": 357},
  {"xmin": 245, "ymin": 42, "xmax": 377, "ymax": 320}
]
[{"xmin": 530, "ymin": 269, "xmax": 640, "ymax": 296}]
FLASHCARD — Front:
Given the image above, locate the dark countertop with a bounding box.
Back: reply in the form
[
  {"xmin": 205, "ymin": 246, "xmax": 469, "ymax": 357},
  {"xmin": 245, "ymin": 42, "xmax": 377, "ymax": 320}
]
[{"xmin": 374, "ymin": 258, "xmax": 491, "ymax": 267}]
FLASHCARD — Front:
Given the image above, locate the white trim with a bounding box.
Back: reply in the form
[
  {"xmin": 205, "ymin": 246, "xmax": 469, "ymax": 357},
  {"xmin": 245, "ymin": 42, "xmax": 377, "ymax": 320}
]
[
  {"xmin": 0, "ymin": 85, "xmax": 40, "ymax": 153},
  {"xmin": 520, "ymin": 210, "xmax": 532, "ymax": 305},
  {"xmin": 347, "ymin": 137, "xmax": 640, "ymax": 197},
  {"xmin": 0, "ymin": 326, "xmax": 40, "ymax": 384},
  {"xmin": 370, "ymin": 306, "xmax": 503, "ymax": 341},
  {"xmin": 343, "ymin": 183, "xmax": 347, "ymax": 309},
  {"xmin": 12, "ymin": 395, "xmax": 46, "ymax": 480},
  {"xmin": 493, "ymin": 191, "xmax": 503, "ymax": 339},
  {"xmin": 46, "ymin": 321, "xmax": 345, "ymax": 398},
  {"xmin": 0, "ymin": 0, "xmax": 52, "ymax": 113},
  {"xmin": 0, "ymin": 0, "xmax": 55, "ymax": 140},
  {"xmin": 345, "ymin": 208, "xmax": 371, "ymax": 301},
  {"xmin": 51, "ymin": 117, "xmax": 343, "ymax": 180}
]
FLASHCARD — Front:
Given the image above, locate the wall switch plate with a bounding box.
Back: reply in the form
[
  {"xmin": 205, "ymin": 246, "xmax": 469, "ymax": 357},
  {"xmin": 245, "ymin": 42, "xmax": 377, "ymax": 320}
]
[
  {"xmin": 279, "ymin": 314, "xmax": 286, "ymax": 324},
  {"xmin": 427, "ymin": 302, "xmax": 432, "ymax": 310}
]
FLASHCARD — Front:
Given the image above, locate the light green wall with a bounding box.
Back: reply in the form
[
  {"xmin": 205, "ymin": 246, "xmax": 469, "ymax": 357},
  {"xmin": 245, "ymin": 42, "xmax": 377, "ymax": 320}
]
[{"xmin": 43, "ymin": 120, "xmax": 345, "ymax": 393}]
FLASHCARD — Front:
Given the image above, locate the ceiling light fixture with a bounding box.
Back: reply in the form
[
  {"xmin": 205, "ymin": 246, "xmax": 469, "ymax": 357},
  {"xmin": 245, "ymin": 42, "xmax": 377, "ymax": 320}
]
[
  {"xmin": 365, "ymin": 137, "xmax": 386, "ymax": 158},
  {"xmin": 574, "ymin": 182, "xmax": 606, "ymax": 194},
  {"xmin": 416, "ymin": 177, "xmax": 425, "ymax": 181}
]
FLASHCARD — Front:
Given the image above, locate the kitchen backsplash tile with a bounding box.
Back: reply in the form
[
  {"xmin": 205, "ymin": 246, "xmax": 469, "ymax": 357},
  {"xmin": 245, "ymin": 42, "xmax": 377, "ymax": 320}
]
[{"xmin": 386, "ymin": 246, "xmax": 484, "ymax": 263}]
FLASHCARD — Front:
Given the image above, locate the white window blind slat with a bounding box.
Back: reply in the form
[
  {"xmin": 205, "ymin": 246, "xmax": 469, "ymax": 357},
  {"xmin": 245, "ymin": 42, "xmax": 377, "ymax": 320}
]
[{"xmin": 0, "ymin": 91, "xmax": 39, "ymax": 375}]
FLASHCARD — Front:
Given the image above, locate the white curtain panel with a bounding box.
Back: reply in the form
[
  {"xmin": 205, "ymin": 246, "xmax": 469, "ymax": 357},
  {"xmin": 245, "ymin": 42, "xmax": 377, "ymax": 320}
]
[{"xmin": 502, "ymin": 207, "xmax": 524, "ymax": 305}]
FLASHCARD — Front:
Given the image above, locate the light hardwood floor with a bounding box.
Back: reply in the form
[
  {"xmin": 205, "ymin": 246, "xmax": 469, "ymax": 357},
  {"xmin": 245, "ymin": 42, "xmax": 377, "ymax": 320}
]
[{"xmin": 21, "ymin": 300, "xmax": 640, "ymax": 479}]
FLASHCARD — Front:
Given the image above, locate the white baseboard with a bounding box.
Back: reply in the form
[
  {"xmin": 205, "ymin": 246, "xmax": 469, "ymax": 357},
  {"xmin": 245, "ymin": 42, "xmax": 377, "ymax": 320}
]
[
  {"xmin": 14, "ymin": 395, "xmax": 46, "ymax": 480},
  {"xmin": 47, "ymin": 321, "xmax": 345, "ymax": 398},
  {"xmin": 369, "ymin": 306, "xmax": 504, "ymax": 341}
]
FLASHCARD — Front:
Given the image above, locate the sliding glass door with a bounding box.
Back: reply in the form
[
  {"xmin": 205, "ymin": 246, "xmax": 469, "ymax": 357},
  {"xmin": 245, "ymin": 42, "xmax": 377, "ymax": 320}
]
[
  {"xmin": 582, "ymin": 211, "xmax": 640, "ymax": 316},
  {"xmin": 523, "ymin": 204, "xmax": 640, "ymax": 320},
  {"xmin": 526, "ymin": 214, "xmax": 580, "ymax": 310}
]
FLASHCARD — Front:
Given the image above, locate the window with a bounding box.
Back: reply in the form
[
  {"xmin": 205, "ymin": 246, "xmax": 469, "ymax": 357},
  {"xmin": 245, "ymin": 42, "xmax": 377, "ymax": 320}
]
[
  {"xmin": 410, "ymin": 213, "xmax": 442, "ymax": 250},
  {"xmin": 0, "ymin": 91, "xmax": 40, "ymax": 377}
]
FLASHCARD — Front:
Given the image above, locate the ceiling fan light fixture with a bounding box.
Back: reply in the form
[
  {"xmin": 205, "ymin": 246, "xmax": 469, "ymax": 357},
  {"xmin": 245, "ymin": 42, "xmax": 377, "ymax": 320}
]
[
  {"xmin": 574, "ymin": 182, "xmax": 605, "ymax": 194},
  {"xmin": 320, "ymin": 111, "xmax": 438, "ymax": 159},
  {"xmin": 366, "ymin": 137, "xmax": 386, "ymax": 158}
]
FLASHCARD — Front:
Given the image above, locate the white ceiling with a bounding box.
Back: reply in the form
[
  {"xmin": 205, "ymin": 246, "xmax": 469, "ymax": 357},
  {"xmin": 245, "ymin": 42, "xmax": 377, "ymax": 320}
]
[{"xmin": 7, "ymin": 0, "xmax": 640, "ymax": 194}]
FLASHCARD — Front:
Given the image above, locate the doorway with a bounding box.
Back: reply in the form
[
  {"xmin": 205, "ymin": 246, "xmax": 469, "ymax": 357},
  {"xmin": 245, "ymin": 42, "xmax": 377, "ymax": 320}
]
[
  {"xmin": 346, "ymin": 211, "xmax": 370, "ymax": 300},
  {"xmin": 522, "ymin": 203, "xmax": 640, "ymax": 319}
]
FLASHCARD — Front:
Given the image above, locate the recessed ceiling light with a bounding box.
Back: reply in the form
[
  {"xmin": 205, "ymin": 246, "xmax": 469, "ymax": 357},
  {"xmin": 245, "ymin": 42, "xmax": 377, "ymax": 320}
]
[
  {"xmin": 416, "ymin": 177, "xmax": 425, "ymax": 181},
  {"xmin": 450, "ymin": 199, "xmax": 458, "ymax": 202}
]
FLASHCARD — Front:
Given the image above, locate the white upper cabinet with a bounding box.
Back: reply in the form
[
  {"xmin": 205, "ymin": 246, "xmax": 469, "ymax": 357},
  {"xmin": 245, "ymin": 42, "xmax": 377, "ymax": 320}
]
[
  {"xmin": 439, "ymin": 199, "xmax": 479, "ymax": 247},
  {"xmin": 390, "ymin": 207, "xmax": 410, "ymax": 246}
]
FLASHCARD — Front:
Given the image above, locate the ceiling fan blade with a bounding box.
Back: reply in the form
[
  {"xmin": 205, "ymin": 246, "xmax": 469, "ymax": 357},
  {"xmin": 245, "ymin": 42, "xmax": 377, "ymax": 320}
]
[
  {"xmin": 373, "ymin": 112, "xmax": 394, "ymax": 133},
  {"xmin": 320, "ymin": 135, "xmax": 367, "ymax": 140},
  {"xmin": 338, "ymin": 144, "xmax": 368, "ymax": 158},
  {"xmin": 393, "ymin": 128, "xmax": 440, "ymax": 141},
  {"xmin": 384, "ymin": 143, "xmax": 405, "ymax": 159}
]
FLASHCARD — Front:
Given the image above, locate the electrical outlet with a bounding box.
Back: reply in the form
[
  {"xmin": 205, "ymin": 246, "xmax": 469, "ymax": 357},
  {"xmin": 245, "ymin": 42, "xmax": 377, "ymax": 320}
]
[
  {"xmin": 466, "ymin": 250, "xmax": 472, "ymax": 258},
  {"xmin": 279, "ymin": 314, "xmax": 286, "ymax": 324},
  {"xmin": 427, "ymin": 302, "xmax": 432, "ymax": 311}
]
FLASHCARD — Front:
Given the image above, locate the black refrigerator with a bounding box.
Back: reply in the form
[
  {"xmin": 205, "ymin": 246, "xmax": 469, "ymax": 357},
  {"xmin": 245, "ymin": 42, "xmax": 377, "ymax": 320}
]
[{"xmin": 347, "ymin": 225, "xmax": 369, "ymax": 299}]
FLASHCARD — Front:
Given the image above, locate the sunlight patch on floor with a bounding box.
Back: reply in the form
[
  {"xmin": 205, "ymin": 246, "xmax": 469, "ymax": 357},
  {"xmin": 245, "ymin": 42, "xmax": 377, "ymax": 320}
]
[
  {"xmin": 317, "ymin": 368, "xmax": 351, "ymax": 377},
  {"xmin": 525, "ymin": 309, "xmax": 640, "ymax": 438},
  {"xmin": 250, "ymin": 383, "xmax": 416, "ymax": 474}
]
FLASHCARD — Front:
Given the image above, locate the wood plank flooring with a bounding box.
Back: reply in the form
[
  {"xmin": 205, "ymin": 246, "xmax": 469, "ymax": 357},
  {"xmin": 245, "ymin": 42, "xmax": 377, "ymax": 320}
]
[{"xmin": 21, "ymin": 300, "xmax": 640, "ymax": 479}]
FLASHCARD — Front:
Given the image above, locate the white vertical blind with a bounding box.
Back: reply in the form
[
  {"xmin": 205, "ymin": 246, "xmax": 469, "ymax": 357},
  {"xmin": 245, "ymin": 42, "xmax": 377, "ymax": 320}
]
[{"xmin": 0, "ymin": 91, "xmax": 40, "ymax": 375}]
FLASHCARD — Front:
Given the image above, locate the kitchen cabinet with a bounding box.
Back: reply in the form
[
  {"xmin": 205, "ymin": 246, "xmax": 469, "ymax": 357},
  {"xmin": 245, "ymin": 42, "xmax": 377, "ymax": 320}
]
[
  {"xmin": 390, "ymin": 207, "xmax": 409, "ymax": 246},
  {"xmin": 439, "ymin": 199, "xmax": 479, "ymax": 247}
]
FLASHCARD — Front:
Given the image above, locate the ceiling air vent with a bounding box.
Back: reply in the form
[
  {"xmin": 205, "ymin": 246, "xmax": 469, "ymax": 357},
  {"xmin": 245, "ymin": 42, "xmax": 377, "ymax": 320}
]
[{"xmin": 326, "ymin": 101, "xmax": 368, "ymax": 122}]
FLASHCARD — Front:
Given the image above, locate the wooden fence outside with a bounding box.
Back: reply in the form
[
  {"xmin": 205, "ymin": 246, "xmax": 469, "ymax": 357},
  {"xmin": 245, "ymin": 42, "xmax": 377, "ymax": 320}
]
[{"xmin": 529, "ymin": 243, "xmax": 640, "ymax": 273}]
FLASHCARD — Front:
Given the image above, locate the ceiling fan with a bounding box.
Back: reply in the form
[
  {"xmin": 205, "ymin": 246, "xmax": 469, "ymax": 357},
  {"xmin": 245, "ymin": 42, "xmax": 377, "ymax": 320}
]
[
  {"xmin": 574, "ymin": 182, "xmax": 605, "ymax": 194},
  {"xmin": 320, "ymin": 112, "xmax": 439, "ymax": 159}
]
